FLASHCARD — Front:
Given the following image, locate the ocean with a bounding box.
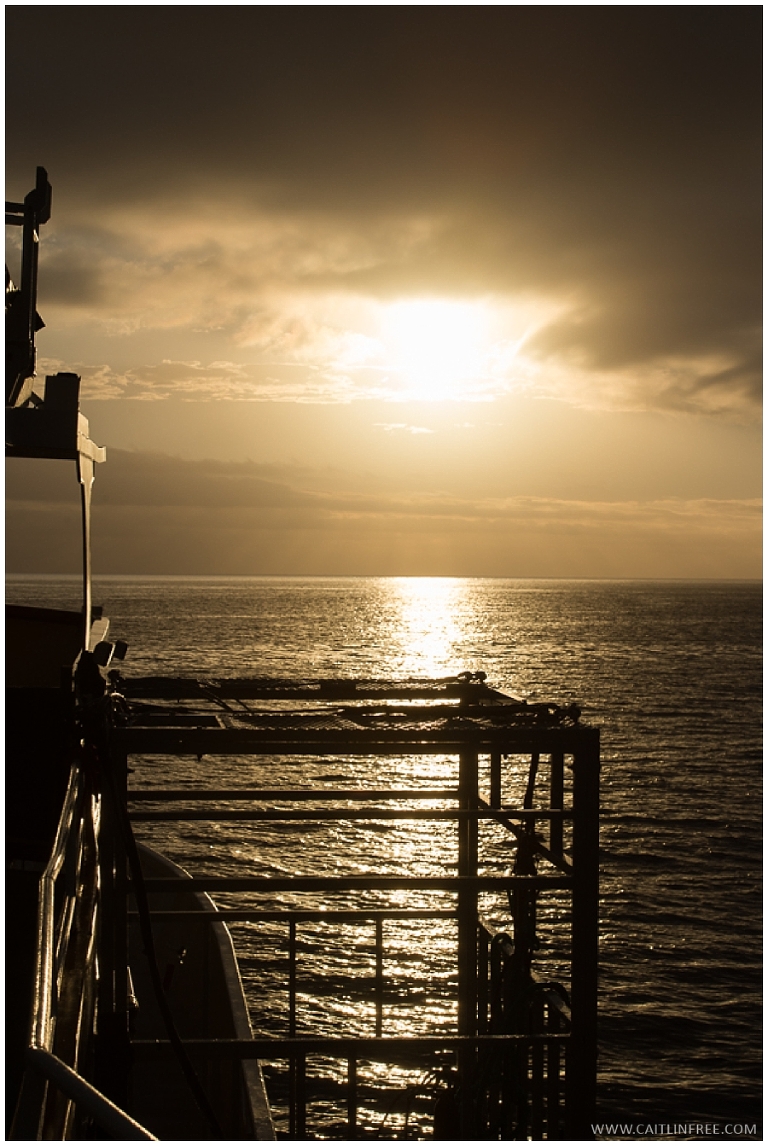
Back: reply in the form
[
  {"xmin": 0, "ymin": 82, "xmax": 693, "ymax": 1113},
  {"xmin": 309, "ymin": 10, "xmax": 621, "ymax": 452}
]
[{"xmin": 6, "ymin": 576, "xmax": 762, "ymax": 1139}]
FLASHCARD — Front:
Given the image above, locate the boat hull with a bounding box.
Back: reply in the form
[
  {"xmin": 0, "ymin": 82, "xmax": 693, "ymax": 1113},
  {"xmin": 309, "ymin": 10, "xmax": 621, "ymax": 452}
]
[{"xmin": 127, "ymin": 844, "xmax": 274, "ymax": 1140}]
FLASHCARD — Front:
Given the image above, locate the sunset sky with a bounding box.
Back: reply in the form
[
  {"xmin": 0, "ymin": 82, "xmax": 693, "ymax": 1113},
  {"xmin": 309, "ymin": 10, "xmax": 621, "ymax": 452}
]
[{"xmin": 6, "ymin": 7, "xmax": 761, "ymax": 577}]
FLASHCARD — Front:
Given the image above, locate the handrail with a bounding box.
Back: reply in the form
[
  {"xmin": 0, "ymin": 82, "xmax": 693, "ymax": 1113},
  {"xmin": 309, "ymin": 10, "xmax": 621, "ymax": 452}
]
[
  {"xmin": 132, "ymin": 1033, "xmax": 570, "ymax": 1058},
  {"xmin": 15, "ymin": 762, "xmax": 157, "ymax": 1142},
  {"xmin": 134, "ymin": 873, "xmax": 573, "ymax": 892},
  {"xmin": 26, "ymin": 1048, "xmax": 158, "ymax": 1141},
  {"xmin": 130, "ymin": 807, "xmax": 572, "ymax": 820},
  {"xmin": 30, "ymin": 764, "xmax": 83, "ymax": 1053}
]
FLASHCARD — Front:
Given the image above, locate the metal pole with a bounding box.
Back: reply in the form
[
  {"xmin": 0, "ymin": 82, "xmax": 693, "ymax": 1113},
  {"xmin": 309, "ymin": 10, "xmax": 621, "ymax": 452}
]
[
  {"xmin": 76, "ymin": 453, "xmax": 94, "ymax": 654},
  {"xmin": 24, "ymin": 1048, "xmax": 157, "ymax": 1141},
  {"xmin": 458, "ymin": 748, "xmax": 479, "ymax": 1139},
  {"xmin": 296, "ymin": 1052, "xmax": 306, "ymax": 1139},
  {"xmin": 530, "ymin": 995, "xmax": 544, "ymax": 1139},
  {"xmin": 476, "ymin": 925, "xmax": 489, "ymax": 1034},
  {"xmin": 490, "ymin": 751, "xmax": 502, "ymax": 808},
  {"xmin": 374, "ymin": 918, "xmax": 383, "ymax": 1037},
  {"xmin": 347, "ymin": 1057, "xmax": 357, "ymax": 1138},
  {"xmin": 289, "ymin": 920, "xmax": 297, "ymax": 1037},
  {"xmin": 112, "ymin": 748, "xmax": 129, "ymax": 1056},
  {"xmin": 550, "ymin": 750, "xmax": 564, "ymax": 857},
  {"xmin": 289, "ymin": 1047, "xmax": 306, "ymax": 1140},
  {"xmin": 95, "ymin": 789, "xmax": 116, "ymax": 1091},
  {"xmin": 457, "ymin": 749, "xmax": 479, "ymax": 1035},
  {"xmin": 289, "ymin": 1057, "xmax": 296, "ymax": 1140},
  {"xmin": 567, "ymin": 729, "xmax": 600, "ymax": 1140},
  {"xmin": 546, "ymin": 1003, "xmax": 561, "ymax": 1140}
]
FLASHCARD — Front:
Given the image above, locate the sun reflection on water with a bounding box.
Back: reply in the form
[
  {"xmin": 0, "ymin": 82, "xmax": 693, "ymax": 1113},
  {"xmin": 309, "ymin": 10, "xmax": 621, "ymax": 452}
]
[{"xmin": 385, "ymin": 578, "xmax": 469, "ymax": 679}]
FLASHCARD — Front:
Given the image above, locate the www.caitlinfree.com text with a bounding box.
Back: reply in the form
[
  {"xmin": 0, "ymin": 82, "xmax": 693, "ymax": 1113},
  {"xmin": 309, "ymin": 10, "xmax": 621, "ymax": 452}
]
[{"xmin": 592, "ymin": 1126, "xmax": 758, "ymax": 1139}]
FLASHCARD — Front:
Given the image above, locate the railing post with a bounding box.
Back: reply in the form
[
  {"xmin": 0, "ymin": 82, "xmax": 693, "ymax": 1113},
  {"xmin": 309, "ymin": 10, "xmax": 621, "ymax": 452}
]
[
  {"xmin": 289, "ymin": 919, "xmax": 297, "ymax": 1037},
  {"xmin": 550, "ymin": 750, "xmax": 564, "ymax": 857},
  {"xmin": 457, "ymin": 749, "xmax": 478, "ymax": 1036},
  {"xmin": 476, "ymin": 925, "xmax": 490, "ymax": 1034},
  {"xmin": 347, "ymin": 1057, "xmax": 357, "ymax": 1138},
  {"xmin": 490, "ymin": 751, "xmax": 502, "ymax": 808},
  {"xmin": 289, "ymin": 1049, "xmax": 307, "ymax": 1140},
  {"xmin": 95, "ymin": 779, "xmax": 116, "ymax": 1091},
  {"xmin": 297, "ymin": 1052, "xmax": 306, "ymax": 1140},
  {"xmin": 567, "ymin": 729, "xmax": 600, "ymax": 1140},
  {"xmin": 374, "ymin": 917, "xmax": 383, "ymax": 1037},
  {"xmin": 95, "ymin": 746, "xmax": 131, "ymax": 1109},
  {"xmin": 458, "ymin": 748, "xmax": 479, "ymax": 1139},
  {"xmin": 489, "ymin": 934, "xmax": 503, "ymax": 1033},
  {"xmin": 546, "ymin": 1002, "xmax": 562, "ymax": 1140},
  {"xmin": 112, "ymin": 747, "xmax": 130, "ymax": 1054},
  {"xmin": 530, "ymin": 998, "xmax": 544, "ymax": 1139},
  {"xmin": 288, "ymin": 923, "xmax": 304, "ymax": 1140}
]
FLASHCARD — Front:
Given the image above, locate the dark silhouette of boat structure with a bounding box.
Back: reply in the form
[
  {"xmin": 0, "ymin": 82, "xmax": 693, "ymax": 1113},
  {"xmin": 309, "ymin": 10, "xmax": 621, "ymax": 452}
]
[{"xmin": 6, "ymin": 171, "xmax": 600, "ymax": 1140}]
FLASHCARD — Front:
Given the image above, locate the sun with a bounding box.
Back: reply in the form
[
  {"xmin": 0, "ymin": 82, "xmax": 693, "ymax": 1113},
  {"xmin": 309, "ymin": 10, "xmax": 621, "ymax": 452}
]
[{"xmin": 381, "ymin": 299, "xmax": 490, "ymax": 399}]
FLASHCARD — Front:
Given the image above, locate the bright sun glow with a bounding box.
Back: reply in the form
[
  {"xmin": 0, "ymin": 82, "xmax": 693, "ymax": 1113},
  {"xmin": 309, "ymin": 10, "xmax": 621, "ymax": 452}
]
[
  {"xmin": 381, "ymin": 300, "xmax": 490, "ymax": 399},
  {"xmin": 281, "ymin": 291, "xmax": 562, "ymax": 402}
]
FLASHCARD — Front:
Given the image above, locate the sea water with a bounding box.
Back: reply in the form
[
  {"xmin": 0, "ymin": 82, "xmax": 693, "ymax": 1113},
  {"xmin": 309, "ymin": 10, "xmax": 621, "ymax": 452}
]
[{"xmin": 6, "ymin": 576, "xmax": 761, "ymax": 1137}]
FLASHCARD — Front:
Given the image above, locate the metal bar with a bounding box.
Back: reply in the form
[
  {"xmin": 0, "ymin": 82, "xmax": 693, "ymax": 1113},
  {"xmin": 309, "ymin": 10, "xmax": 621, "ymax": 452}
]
[
  {"xmin": 490, "ymin": 751, "xmax": 502, "ymax": 808},
  {"xmin": 129, "ymin": 807, "xmax": 572, "ymax": 821},
  {"xmin": 550, "ymin": 751, "xmax": 564, "ymax": 856},
  {"xmin": 458, "ymin": 749, "xmax": 478, "ymax": 1138},
  {"xmin": 347, "ymin": 1057, "xmax": 357, "ymax": 1138},
  {"xmin": 289, "ymin": 1054, "xmax": 297, "ymax": 1140},
  {"xmin": 131, "ymin": 1034, "xmax": 570, "ymax": 1059},
  {"xmin": 524, "ymin": 751, "xmax": 540, "ymax": 808},
  {"xmin": 128, "ymin": 787, "xmax": 460, "ymax": 801},
  {"xmin": 476, "ymin": 924, "xmax": 490, "ymax": 1034},
  {"xmin": 11, "ymin": 768, "xmax": 85, "ymax": 1140},
  {"xmin": 134, "ymin": 875, "xmax": 573, "ymax": 893},
  {"xmin": 489, "ymin": 935, "xmax": 503, "ymax": 1034},
  {"xmin": 112, "ymin": 747, "xmax": 130, "ymax": 1072},
  {"xmin": 130, "ymin": 909, "xmax": 458, "ymax": 923},
  {"xmin": 44, "ymin": 809, "xmax": 100, "ymax": 1140},
  {"xmin": 120, "ymin": 676, "xmax": 503, "ymax": 698},
  {"xmin": 289, "ymin": 920, "xmax": 297, "ymax": 1038},
  {"xmin": 96, "ymin": 787, "xmax": 116, "ymax": 1059},
  {"xmin": 546, "ymin": 1001, "xmax": 561, "ymax": 1140},
  {"xmin": 33, "ymin": 767, "xmax": 83, "ymax": 1050},
  {"xmin": 118, "ymin": 729, "xmax": 585, "ymax": 756},
  {"xmin": 76, "ymin": 453, "xmax": 94, "ymax": 654},
  {"xmin": 458, "ymin": 750, "xmax": 480, "ymax": 1034},
  {"xmin": 374, "ymin": 918, "xmax": 383, "ymax": 1037},
  {"xmin": 95, "ymin": 757, "xmax": 131, "ymax": 1110},
  {"xmin": 25, "ymin": 1047, "xmax": 157, "ymax": 1140},
  {"xmin": 566, "ymin": 728, "xmax": 600, "ymax": 1140},
  {"xmin": 296, "ymin": 1052, "xmax": 306, "ymax": 1140},
  {"xmin": 8, "ymin": 1063, "xmax": 48, "ymax": 1140},
  {"xmin": 530, "ymin": 997, "xmax": 544, "ymax": 1140},
  {"xmin": 476, "ymin": 796, "xmax": 573, "ymax": 875}
]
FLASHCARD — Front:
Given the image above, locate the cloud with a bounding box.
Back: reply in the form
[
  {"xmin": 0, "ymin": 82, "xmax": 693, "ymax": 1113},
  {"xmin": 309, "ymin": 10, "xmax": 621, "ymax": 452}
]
[
  {"xmin": 8, "ymin": 492, "xmax": 760, "ymax": 579},
  {"xmin": 7, "ymin": 448, "xmax": 760, "ymax": 576},
  {"xmin": 37, "ymin": 357, "xmax": 380, "ymax": 404},
  {"xmin": 7, "ymin": 448, "xmax": 760, "ymax": 525},
  {"xmin": 7, "ymin": 9, "xmax": 759, "ymax": 417}
]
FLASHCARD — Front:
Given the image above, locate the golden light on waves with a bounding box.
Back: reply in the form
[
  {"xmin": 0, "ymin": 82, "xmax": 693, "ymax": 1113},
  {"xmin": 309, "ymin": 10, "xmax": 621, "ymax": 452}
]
[{"xmin": 388, "ymin": 577, "xmax": 467, "ymax": 677}]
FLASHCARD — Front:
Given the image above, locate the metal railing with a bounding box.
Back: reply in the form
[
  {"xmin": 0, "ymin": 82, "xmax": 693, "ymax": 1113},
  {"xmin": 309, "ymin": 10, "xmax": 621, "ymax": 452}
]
[
  {"xmin": 9, "ymin": 763, "xmax": 157, "ymax": 1141},
  {"xmin": 112, "ymin": 673, "xmax": 599, "ymax": 1138},
  {"xmin": 132, "ymin": 1032, "xmax": 570, "ymax": 1140},
  {"xmin": 124, "ymin": 754, "xmax": 595, "ymax": 1139}
]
